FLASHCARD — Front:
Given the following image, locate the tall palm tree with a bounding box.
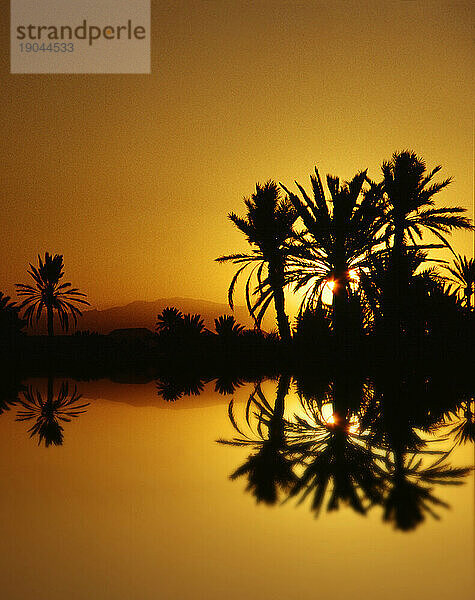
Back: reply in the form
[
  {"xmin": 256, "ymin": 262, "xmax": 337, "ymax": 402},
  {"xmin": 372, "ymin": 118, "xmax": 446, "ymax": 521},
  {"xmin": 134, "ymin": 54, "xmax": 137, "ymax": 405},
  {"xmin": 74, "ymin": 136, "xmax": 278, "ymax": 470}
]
[
  {"xmin": 444, "ymin": 254, "xmax": 475, "ymax": 309},
  {"xmin": 366, "ymin": 152, "xmax": 473, "ymax": 343},
  {"xmin": 372, "ymin": 151, "xmax": 472, "ymax": 256},
  {"xmin": 281, "ymin": 168, "xmax": 386, "ymax": 343},
  {"xmin": 16, "ymin": 253, "xmax": 89, "ymax": 337},
  {"xmin": 216, "ymin": 181, "xmax": 298, "ymax": 342}
]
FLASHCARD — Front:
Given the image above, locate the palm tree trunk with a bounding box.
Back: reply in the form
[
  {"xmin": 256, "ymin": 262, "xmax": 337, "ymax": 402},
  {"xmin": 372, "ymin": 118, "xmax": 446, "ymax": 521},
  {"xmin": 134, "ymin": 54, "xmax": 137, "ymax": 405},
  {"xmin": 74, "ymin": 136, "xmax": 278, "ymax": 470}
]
[
  {"xmin": 47, "ymin": 304, "xmax": 54, "ymax": 337},
  {"xmin": 464, "ymin": 287, "xmax": 472, "ymax": 310},
  {"xmin": 269, "ymin": 264, "xmax": 291, "ymax": 342},
  {"xmin": 388, "ymin": 220, "xmax": 407, "ymax": 349},
  {"xmin": 332, "ymin": 271, "xmax": 350, "ymax": 351}
]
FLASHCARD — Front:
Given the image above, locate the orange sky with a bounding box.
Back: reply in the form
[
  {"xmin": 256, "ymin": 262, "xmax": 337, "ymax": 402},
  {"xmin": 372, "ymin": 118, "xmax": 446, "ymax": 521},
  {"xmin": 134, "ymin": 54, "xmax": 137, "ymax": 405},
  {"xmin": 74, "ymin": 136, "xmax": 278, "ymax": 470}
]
[{"xmin": 1, "ymin": 1, "xmax": 473, "ymax": 313}]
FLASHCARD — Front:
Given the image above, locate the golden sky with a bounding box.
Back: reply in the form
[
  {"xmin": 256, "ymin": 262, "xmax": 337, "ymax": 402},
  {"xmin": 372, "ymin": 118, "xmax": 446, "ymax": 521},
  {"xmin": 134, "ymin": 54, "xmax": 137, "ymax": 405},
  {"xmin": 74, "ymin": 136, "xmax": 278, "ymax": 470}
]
[{"xmin": 1, "ymin": 1, "xmax": 473, "ymax": 311}]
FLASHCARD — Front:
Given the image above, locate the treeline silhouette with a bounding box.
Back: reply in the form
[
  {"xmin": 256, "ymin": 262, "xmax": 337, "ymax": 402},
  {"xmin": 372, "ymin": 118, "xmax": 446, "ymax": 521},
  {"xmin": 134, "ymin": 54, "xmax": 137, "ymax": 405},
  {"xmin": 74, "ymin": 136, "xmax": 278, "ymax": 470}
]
[{"xmin": 0, "ymin": 150, "xmax": 473, "ymax": 381}]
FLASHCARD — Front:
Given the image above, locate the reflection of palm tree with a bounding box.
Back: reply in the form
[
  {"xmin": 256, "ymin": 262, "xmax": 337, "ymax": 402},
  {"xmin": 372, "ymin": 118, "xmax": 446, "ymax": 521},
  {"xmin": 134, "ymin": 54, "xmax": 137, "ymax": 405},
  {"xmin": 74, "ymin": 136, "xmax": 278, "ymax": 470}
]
[
  {"xmin": 218, "ymin": 376, "xmax": 296, "ymax": 504},
  {"xmin": 16, "ymin": 378, "xmax": 89, "ymax": 447},
  {"xmin": 381, "ymin": 452, "xmax": 470, "ymax": 531},
  {"xmin": 213, "ymin": 373, "xmax": 243, "ymax": 396},
  {"xmin": 286, "ymin": 393, "xmax": 385, "ymax": 515},
  {"xmin": 156, "ymin": 372, "xmax": 206, "ymax": 401},
  {"xmin": 444, "ymin": 400, "xmax": 475, "ymax": 445},
  {"xmin": 0, "ymin": 372, "xmax": 25, "ymax": 416},
  {"xmin": 445, "ymin": 254, "xmax": 475, "ymax": 309},
  {"xmin": 216, "ymin": 181, "xmax": 298, "ymax": 341},
  {"xmin": 16, "ymin": 253, "xmax": 89, "ymax": 337}
]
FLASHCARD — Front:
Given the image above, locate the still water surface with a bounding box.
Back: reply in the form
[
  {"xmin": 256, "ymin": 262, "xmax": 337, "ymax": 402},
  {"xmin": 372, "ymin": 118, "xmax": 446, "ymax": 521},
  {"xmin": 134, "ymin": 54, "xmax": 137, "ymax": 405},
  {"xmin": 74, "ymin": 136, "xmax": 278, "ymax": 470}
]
[{"xmin": 0, "ymin": 378, "xmax": 473, "ymax": 600}]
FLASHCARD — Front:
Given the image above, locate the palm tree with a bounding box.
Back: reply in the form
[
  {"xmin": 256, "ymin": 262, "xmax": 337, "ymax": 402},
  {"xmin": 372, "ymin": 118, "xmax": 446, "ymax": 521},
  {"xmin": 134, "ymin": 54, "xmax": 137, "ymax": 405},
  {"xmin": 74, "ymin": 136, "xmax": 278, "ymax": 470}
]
[
  {"xmin": 365, "ymin": 152, "xmax": 472, "ymax": 343},
  {"xmin": 214, "ymin": 315, "xmax": 245, "ymax": 337},
  {"xmin": 281, "ymin": 168, "xmax": 385, "ymax": 344},
  {"xmin": 16, "ymin": 253, "xmax": 89, "ymax": 337},
  {"xmin": 155, "ymin": 306, "xmax": 184, "ymax": 335},
  {"xmin": 216, "ymin": 181, "xmax": 298, "ymax": 342},
  {"xmin": 372, "ymin": 151, "xmax": 472, "ymax": 256},
  {"xmin": 444, "ymin": 254, "xmax": 475, "ymax": 309}
]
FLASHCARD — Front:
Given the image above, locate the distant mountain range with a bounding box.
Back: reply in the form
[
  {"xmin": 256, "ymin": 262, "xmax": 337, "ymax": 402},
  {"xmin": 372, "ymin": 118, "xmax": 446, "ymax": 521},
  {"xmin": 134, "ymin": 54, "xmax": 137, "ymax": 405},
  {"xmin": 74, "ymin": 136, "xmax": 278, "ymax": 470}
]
[{"xmin": 64, "ymin": 297, "xmax": 256, "ymax": 334}]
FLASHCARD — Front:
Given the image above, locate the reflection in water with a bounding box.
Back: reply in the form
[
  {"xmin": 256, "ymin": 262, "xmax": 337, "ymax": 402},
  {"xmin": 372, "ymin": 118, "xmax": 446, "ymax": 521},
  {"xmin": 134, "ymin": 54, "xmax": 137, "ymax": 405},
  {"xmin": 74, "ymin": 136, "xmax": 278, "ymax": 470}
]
[
  {"xmin": 16, "ymin": 377, "xmax": 89, "ymax": 447},
  {"xmin": 156, "ymin": 370, "xmax": 206, "ymax": 401},
  {"xmin": 218, "ymin": 371, "xmax": 473, "ymax": 531},
  {"xmin": 218, "ymin": 375, "xmax": 296, "ymax": 505},
  {"xmin": 445, "ymin": 400, "xmax": 475, "ymax": 445},
  {"xmin": 0, "ymin": 373, "xmax": 24, "ymax": 415}
]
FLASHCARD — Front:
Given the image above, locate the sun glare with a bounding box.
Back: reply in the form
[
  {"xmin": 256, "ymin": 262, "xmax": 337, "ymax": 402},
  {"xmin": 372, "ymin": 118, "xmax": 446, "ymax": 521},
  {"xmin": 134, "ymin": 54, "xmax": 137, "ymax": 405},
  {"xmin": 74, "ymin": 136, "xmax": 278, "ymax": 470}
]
[{"xmin": 321, "ymin": 280, "xmax": 335, "ymax": 305}]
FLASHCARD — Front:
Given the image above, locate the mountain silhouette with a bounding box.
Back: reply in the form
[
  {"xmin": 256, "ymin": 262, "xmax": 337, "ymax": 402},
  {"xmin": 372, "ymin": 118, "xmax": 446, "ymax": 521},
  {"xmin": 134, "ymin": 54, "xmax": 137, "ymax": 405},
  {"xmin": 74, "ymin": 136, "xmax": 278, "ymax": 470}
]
[{"xmin": 71, "ymin": 297, "xmax": 254, "ymax": 334}]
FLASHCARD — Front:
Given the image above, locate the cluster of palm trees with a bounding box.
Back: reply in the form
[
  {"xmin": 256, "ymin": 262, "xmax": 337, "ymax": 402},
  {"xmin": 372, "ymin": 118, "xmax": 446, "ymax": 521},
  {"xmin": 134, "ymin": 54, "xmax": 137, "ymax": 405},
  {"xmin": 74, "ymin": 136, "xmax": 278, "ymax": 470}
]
[{"xmin": 218, "ymin": 151, "xmax": 474, "ymax": 344}]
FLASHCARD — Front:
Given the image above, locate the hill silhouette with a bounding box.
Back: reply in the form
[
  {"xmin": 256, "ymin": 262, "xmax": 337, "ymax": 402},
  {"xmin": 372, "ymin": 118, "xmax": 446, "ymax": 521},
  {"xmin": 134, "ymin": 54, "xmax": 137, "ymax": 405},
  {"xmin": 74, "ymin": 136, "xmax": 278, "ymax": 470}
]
[{"xmin": 35, "ymin": 297, "xmax": 255, "ymax": 334}]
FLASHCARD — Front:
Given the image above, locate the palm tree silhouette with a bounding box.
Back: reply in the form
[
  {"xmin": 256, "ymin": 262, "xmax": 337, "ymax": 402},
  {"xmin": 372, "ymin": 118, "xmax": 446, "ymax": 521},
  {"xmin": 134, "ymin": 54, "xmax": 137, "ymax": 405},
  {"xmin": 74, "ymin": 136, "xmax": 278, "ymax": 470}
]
[
  {"xmin": 372, "ymin": 151, "xmax": 472, "ymax": 255},
  {"xmin": 445, "ymin": 254, "xmax": 475, "ymax": 309},
  {"xmin": 363, "ymin": 152, "xmax": 472, "ymax": 345},
  {"xmin": 16, "ymin": 253, "xmax": 89, "ymax": 336},
  {"xmin": 216, "ymin": 181, "xmax": 298, "ymax": 342},
  {"xmin": 155, "ymin": 306, "xmax": 184, "ymax": 335},
  {"xmin": 281, "ymin": 169, "xmax": 385, "ymax": 344},
  {"xmin": 16, "ymin": 378, "xmax": 89, "ymax": 447},
  {"xmin": 214, "ymin": 315, "xmax": 245, "ymax": 337},
  {"xmin": 156, "ymin": 307, "xmax": 207, "ymax": 340}
]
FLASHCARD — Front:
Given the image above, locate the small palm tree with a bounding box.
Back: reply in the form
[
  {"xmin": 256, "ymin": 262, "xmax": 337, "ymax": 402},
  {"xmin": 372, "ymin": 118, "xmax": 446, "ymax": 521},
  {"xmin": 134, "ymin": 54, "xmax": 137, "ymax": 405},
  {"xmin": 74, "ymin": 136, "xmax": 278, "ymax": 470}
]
[
  {"xmin": 216, "ymin": 181, "xmax": 298, "ymax": 342},
  {"xmin": 444, "ymin": 254, "xmax": 475, "ymax": 309},
  {"xmin": 16, "ymin": 253, "xmax": 89, "ymax": 337},
  {"xmin": 214, "ymin": 315, "xmax": 245, "ymax": 337},
  {"xmin": 155, "ymin": 306, "xmax": 184, "ymax": 335}
]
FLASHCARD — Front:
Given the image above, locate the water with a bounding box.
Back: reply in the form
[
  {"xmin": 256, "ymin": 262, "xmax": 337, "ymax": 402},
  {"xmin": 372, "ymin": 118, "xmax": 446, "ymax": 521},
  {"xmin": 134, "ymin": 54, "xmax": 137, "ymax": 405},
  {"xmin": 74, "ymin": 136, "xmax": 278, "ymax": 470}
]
[{"xmin": 0, "ymin": 377, "xmax": 473, "ymax": 600}]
